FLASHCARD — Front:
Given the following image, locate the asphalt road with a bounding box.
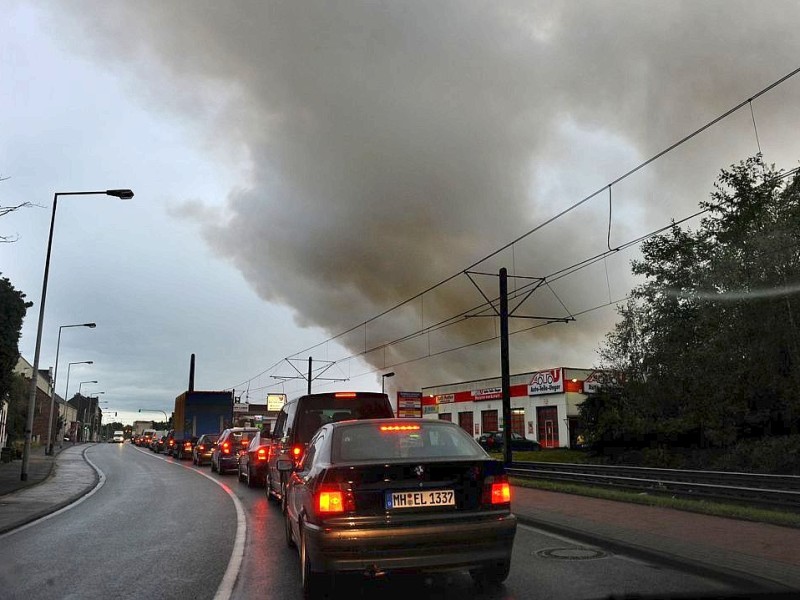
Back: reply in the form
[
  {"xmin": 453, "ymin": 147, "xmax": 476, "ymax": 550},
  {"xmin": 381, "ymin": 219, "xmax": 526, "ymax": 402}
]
[{"xmin": 1, "ymin": 444, "xmax": 741, "ymax": 600}]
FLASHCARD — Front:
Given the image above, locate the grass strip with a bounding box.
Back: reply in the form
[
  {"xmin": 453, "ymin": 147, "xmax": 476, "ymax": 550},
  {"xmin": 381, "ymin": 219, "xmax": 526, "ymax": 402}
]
[{"xmin": 510, "ymin": 477, "xmax": 800, "ymax": 529}]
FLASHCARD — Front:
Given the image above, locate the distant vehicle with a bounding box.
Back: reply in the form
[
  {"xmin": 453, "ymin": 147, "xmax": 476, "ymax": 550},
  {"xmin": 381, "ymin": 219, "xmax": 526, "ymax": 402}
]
[
  {"xmin": 478, "ymin": 431, "xmax": 541, "ymax": 452},
  {"xmin": 237, "ymin": 430, "xmax": 271, "ymax": 488},
  {"xmin": 140, "ymin": 429, "xmax": 156, "ymax": 448},
  {"xmin": 175, "ymin": 436, "xmax": 197, "ymax": 460},
  {"xmin": 173, "ymin": 390, "xmax": 233, "ymax": 455},
  {"xmin": 265, "ymin": 391, "xmax": 395, "ymax": 505},
  {"xmin": 280, "ymin": 419, "xmax": 516, "ymax": 596},
  {"xmin": 192, "ymin": 433, "xmax": 219, "ymax": 466},
  {"xmin": 132, "ymin": 420, "xmax": 154, "ymax": 436},
  {"xmin": 112, "ymin": 431, "xmax": 124, "ymax": 443},
  {"xmin": 211, "ymin": 427, "xmax": 260, "ymax": 474}
]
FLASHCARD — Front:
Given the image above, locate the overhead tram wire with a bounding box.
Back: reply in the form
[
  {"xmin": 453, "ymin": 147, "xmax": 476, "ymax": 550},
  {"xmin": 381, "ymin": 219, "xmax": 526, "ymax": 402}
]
[
  {"xmin": 234, "ymin": 66, "xmax": 800, "ymax": 391},
  {"xmin": 266, "ymin": 163, "xmax": 800, "ymax": 381},
  {"xmin": 236, "ymin": 164, "xmax": 800, "ymax": 396}
]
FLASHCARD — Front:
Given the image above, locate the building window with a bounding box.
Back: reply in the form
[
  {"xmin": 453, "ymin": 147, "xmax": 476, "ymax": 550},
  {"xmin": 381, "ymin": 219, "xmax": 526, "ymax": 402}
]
[{"xmin": 481, "ymin": 410, "xmax": 498, "ymax": 433}]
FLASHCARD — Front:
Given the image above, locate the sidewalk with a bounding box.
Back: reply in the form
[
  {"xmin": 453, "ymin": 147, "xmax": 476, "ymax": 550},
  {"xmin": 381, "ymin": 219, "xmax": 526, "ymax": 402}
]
[
  {"xmin": 511, "ymin": 485, "xmax": 800, "ymax": 592},
  {"xmin": 0, "ymin": 443, "xmax": 99, "ymax": 535}
]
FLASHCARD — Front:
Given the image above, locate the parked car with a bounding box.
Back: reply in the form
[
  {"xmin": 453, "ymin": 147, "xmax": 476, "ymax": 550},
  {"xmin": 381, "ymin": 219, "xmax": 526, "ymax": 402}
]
[
  {"xmin": 175, "ymin": 436, "xmax": 197, "ymax": 460},
  {"xmin": 237, "ymin": 430, "xmax": 272, "ymax": 488},
  {"xmin": 192, "ymin": 433, "xmax": 219, "ymax": 466},
  {"xmin": 211, "ymin": 427, "xmax": 260, "ymax": 474},
  {"xmin": 265, "ymin": 391, "xmax": 395, "ymax": 505},
  {"xmin": 280, "ymin": 419, "xmax": 517, "ymax": 596},
  {"xmin": 477, "ymin": 431, "xmax": 541, "ymax": 452}
]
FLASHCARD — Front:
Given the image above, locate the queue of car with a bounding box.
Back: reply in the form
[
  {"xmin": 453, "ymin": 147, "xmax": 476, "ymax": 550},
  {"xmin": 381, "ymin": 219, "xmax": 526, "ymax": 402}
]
[{"xmin": 127, "ymin": 391, "xmax": 519, "ymax": 597}]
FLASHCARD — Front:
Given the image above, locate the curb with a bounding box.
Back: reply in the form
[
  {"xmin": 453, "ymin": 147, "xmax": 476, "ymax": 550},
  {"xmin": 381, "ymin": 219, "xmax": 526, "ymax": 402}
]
[
  {"xmin": 0, "ymin": 445, "xmax": 101, "ymax": 536},
  {"xmin": 514, "ymin": 513, "xmax": 792, "ymax": 593}
]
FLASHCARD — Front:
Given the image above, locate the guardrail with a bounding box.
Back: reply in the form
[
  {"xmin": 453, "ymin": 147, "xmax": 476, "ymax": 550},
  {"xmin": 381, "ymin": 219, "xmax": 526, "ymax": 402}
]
[{"xmin": 506, "ymin": 462, "xmax": 800, "ymax": 511}]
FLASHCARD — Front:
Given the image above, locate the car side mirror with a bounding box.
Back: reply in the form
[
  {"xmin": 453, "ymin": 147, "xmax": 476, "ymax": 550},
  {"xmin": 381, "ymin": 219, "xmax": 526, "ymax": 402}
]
[{"xmin": 276, "ymin": 458, "xmax": 294, "ymax": 473}]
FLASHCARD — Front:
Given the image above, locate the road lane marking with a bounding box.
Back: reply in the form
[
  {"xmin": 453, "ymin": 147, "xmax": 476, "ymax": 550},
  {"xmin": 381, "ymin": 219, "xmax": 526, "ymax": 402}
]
[
  {"xmin": 134, "ymin": 446, "xmax": 246, "ymax": 600},
  {"xmin": 0, "ymin": 445, "xmax": 106, "ymax": 539}
]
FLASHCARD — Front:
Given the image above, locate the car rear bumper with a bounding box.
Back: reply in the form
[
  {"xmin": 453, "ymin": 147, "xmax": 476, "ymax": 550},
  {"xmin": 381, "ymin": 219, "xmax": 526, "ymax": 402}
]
[
  {"xmin": 304, "ymin": 512, "xmax": 516, "ymax": 575},
  {"xmin": 218, "ymin": 456, "xmax": 239, "ymax": 471}
]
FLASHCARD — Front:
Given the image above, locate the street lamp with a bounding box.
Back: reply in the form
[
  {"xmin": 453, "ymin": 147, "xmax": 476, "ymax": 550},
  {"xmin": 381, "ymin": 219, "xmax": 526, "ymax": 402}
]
[
  {"xmin": 381, "ymin": 371, "xmax": 395, "ymax": 394},
  {"xmin": 138, "ymin": 408, "xmax": 169, "ymax": 425},
  {"xmin": 64, "ymin": 361, "xmax": 92, "ymax": 406},
  {"xmin": 21, "ymin": 188, "xmax": 134, "ymax": 481},
  {"xmin": 78, "ymin": 380, "xmax": 98, "ymax": 396},
  {"xmin": 45, "ymin": 322, "xmax": 96, "ymax": 455}
]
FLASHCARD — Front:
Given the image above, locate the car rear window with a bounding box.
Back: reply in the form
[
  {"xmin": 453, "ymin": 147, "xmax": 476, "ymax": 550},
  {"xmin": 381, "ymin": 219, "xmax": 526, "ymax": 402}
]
[
  {"xmin": 333, "ymin": 422, "xmax": 487, "ymax": 462},
  {"xmin": 294, "ymin": 395, "xmax": 393, "ymax": 443}
]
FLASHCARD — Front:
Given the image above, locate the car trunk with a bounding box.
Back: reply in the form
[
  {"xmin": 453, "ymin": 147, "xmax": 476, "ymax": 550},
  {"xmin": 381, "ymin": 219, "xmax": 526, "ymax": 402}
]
[{"xmin": 321, "ymin": 460, "xmax": 505, "ymax": 516}]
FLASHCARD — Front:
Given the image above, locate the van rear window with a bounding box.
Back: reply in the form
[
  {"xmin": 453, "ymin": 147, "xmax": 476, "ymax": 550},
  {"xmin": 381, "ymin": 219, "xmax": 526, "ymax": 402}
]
[{"xmin": 294, "ymin": 396, "xmax": 393, "ymax": 442}]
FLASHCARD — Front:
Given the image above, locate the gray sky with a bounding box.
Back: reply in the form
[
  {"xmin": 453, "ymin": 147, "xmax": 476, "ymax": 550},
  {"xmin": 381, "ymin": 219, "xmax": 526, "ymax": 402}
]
[{"xmin": 3, "ymin": 1, "xmax": 800, "ymax": 425}]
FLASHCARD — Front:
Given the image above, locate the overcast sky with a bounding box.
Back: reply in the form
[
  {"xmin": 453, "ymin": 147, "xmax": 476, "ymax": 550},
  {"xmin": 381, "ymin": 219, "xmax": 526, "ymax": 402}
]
[{"xmin": 3, "ymin": 1, "xmax": 800, "ymax": 426}]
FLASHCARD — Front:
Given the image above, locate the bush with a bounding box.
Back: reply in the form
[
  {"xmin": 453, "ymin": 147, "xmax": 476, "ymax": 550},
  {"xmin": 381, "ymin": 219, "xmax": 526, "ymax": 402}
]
[{"xmin": 712, "ymin": 435, "xmax": 800, "ymax": 475}]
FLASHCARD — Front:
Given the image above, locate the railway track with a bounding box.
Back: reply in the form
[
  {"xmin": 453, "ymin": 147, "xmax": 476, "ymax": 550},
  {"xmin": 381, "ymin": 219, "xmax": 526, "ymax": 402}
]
[{"xmin": 507, "ymin": 461, "xmax": 800, "ymax": 511}]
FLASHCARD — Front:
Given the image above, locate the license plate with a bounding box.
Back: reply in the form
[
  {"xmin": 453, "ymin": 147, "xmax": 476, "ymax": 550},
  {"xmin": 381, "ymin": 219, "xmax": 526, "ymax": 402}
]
[{"xmin": 386, "ymin": 489, "xmax": 455, "ymax": 509}]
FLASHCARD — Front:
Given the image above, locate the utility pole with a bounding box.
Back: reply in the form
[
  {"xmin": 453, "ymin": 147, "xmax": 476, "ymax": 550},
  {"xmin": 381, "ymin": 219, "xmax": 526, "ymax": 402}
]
[
  {"xmin": 272, "ymin": 357, "xmax": 348, "ymax": 395},
  {"xmin": 499, "ymin": 268, "xmax": 512, "ymax": 466},
  {"xmin": 464, "ymin": 267, "xmax": 575, "ymax": 467}
]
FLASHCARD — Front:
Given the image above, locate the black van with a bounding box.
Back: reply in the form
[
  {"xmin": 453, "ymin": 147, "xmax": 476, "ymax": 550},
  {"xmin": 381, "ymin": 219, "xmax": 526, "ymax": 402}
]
[{"xmin": 265, "ymin": 391, "xmax": 394, "ymax": 504}]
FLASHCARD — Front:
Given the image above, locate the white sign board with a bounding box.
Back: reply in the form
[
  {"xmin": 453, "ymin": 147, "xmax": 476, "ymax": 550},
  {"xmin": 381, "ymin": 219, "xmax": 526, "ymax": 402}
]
[
  {"xmin": 233, "ymin": 403, "xmax": 250, "ymax": 413},
  {"xmin": 267, "ymin": 393, "xmax": 287, "ymax": 411},
  {"xmin": 528, "ymin": 368, "xmax": 564, "ymax": 396}
]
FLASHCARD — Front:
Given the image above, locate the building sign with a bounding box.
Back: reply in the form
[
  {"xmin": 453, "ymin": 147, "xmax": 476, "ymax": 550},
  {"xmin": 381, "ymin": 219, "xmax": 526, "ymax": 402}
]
[
  {"xmin": 423, "ymin": 404, "xmax": 439, "ymax": 415},
  {"xmin": 472, "ymin": 387, "xmax": 502, "ymax": 401},
  {"xmin": 267, "ymin": 393, "xmax": 287, "ymax": 411},
  {"xmin": 528, "ymin": 368, "xmax": 564, "ymax": 396},
  {"xmin": 582, "ymin": 370, "xmax": 625, "ymax": 394},
  {"xmin": 233, "ymin": 402, "xmax": 250, "ymax": 413},
  {"xmin": 396, "ymin": 391, "xmax": 422, "ymax": 418},
  {"xmin": 435, "ymin": 393, "xmax": 455, "ymax": 404}
]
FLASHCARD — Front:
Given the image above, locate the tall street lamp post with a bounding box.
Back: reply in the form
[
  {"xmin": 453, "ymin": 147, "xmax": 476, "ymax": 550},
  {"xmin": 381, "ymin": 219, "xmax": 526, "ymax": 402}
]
[
  {"xmin": 381, "ymin": 371, "xmax": 395, "ymax": 394},
  {"xmin": 45, "ymin": 322, "xmax": 96, "ymax": 455},
  {"xmin": 63, "ymin": 360, "xmax": 93, "ymax": 431},
  {"xmin": 21, "ymin": 188, "xmax": 133, "ymax": 481},
  {"xmin": 138, "ymin": 408, "xmax": 169, "ymax": 425}
]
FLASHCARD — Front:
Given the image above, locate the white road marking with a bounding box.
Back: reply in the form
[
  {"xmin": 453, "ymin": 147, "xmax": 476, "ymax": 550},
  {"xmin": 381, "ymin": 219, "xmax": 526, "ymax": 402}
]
[
  {"xmin": 0, "ymin": 446, "xmax": 106, "ymax": 539},
  {"xmin": 134, "ymin": 446, "xmax": 246, "ymax": 600}
]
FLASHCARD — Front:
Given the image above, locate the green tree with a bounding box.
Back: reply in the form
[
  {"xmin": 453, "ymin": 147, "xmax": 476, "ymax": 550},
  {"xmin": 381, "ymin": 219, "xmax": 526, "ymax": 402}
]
[
  {"xmin": 1, "ymin": 275, "xmax": 32, "ymax": 411},
  {"xmin": 592, "ymin": 156, "xmax": 800, "ymax": 450}
]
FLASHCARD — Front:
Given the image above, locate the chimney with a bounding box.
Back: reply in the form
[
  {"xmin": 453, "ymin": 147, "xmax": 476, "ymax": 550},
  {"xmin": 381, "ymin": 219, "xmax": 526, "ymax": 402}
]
[{"xmin": 189, "ymin": 354, "xmax": 196, "ymax": 392}]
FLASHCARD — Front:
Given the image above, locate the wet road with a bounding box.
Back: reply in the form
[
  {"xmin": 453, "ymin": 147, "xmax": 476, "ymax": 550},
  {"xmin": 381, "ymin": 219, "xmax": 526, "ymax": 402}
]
[{"xmin": 1, "ymin": 444, "xmax": 741, "ymax": 599}]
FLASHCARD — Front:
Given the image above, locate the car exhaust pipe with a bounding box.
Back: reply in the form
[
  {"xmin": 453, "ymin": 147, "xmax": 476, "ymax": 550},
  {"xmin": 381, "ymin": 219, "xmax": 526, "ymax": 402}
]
[{"xmin": 364, "ymin": 564, "xmax": 386, "ymax": 578}]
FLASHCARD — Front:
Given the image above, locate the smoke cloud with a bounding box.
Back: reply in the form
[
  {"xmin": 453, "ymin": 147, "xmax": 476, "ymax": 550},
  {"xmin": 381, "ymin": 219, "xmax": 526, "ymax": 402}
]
[{"xmin": 47, "ymin": 1, "xmax": 800, "ymax": 387}]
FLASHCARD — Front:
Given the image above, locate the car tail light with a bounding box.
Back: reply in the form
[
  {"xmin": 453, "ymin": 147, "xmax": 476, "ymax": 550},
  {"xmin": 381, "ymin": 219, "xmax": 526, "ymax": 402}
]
[
  {"xmin": 291, "ymin": 444, "xmax": 304, "ymax": 463},
  {"xmin": 184, "ymin": 442, "xmax": 192, "ymax": 450},
  {"xmin": 222, "ymin": 442, "xmax": 231, "ymax": 455},
  {"xmin": 315, "ymin": 484, "xmax": 355, "ymax": 515},
  {"xmin": 198, "ymin": 445, "xmax": 205, "ymax": 451},
  {"xmin": 482, "ymin": 474, "xmax": 511, "ymax": 505},
  {"xmin": 334, "ymin": 392, "xmax": 357, "ymax": 398},
  {"xmin": 257, "ymin": 447, "xmax": 267, "ymax": 461}
]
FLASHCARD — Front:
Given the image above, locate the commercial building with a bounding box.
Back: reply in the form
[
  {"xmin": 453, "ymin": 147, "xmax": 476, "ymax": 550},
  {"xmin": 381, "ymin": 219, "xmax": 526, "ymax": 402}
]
[{"xmin": 422, "ymin": 367, "xmax": 602, "ymax": 448}]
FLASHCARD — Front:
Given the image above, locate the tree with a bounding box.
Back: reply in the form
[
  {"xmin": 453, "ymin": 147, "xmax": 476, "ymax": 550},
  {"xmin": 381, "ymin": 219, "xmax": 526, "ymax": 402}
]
[
  {"xmin": 0, "ymin": 175, "xmax": 36, "ymax": 243},
  {"xmin": 0, "ymin": 275, "xmax": 32, "ymax": 409},
  {"xmin": 592, "ymin": 156, "xmax": 800, "ymax": 450}
]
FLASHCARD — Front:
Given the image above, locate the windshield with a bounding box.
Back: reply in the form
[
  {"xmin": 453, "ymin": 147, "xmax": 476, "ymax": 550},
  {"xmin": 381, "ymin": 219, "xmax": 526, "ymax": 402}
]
[{"xmin": 3, "ymin": 3, "xmax": 799, "ymax": 599}]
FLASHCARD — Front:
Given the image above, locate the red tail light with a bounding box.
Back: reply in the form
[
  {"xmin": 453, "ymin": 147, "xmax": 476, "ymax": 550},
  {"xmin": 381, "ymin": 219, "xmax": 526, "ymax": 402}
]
[
  {"xmin": 291, "ymin": 444, "xmax": 305, "ymax": 463},
  {"xmin": 257, "ymin": 447, "xmax": 267, "ymax": 461},
  {"xmin": 334, "ymin": 392, "xmax": 357, "ymax": 398},
  {"xmin": 184, "ymin": 442, "xmax": 192, "ymax": 450},
  {"xmin": 380, "ymin": 424, "xmax": 420, "ymax": 432},
  {"xmin": 482, "ymin": 474, "xmax": 511, "ymax": 505},
  {"xmin": 315, "ymin": 484, "xmax": 355, "ymax": 515},
  {"xmin": 198, "ymin": 445, "xmax": 205, "ymax": 451},
  {"xmin": 222, "ymin": 442, "xmax": 231, "ymax": 455}
]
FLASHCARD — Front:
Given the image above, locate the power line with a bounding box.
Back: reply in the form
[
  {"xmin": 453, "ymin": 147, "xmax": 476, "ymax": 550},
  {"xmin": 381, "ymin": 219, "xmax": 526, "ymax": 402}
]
[{"xmin": 235, "ymin": 67, "xmax": 800, "ymax": 390}]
